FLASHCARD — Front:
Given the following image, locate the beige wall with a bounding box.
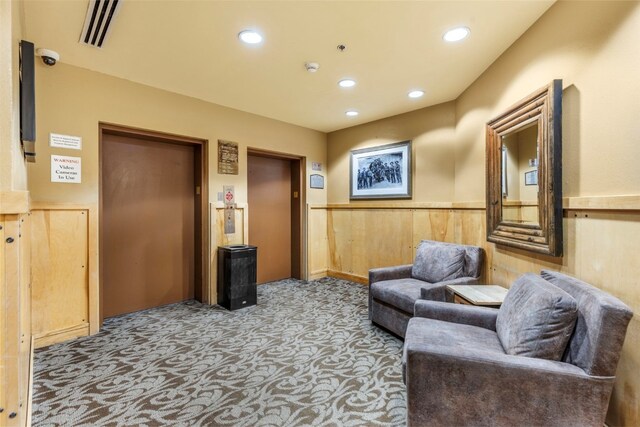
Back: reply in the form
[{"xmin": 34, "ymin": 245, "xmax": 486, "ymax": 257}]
[
  {"xmin": 28, "ymin": 63, "xmax": 327, "ymax": 205},
  {"xmin": 326, "ymin": 2, "xmax": 640, "ymax": 424},
  {"xmin": 455, "ymin": 1, "xmax": 640, "ymax": 202},
  {"xmin": 327, "ymin": 102, "xmax": 456, "ymax": 204},
  {"xmin": 0, "ymin": 0, "xmax": 27, "ymax": 193}
]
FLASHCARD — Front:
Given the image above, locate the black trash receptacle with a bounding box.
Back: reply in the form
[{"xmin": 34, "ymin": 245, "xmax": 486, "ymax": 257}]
[{"xmin": 217, "ymin": 245, "xmax": 257, "ymax": 310}]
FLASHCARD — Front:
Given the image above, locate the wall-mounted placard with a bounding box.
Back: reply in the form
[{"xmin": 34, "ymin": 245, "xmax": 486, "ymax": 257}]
[
  {"xmin": 50, "ymin": 133, "xmax": 82, "ymax": 150},
  {"xmin": 51, "ymin": 155, "xmax": 81, "ymax": 183},
  {"xmin": 218, "ymin": 140, "xmax": 239, "ymax": 174},
  {"xmin": 310, "ymin": 174, "xmax": 324, "ymax": 189}
]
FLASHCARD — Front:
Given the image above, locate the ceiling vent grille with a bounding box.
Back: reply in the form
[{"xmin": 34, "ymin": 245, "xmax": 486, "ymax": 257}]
[{"xmin": 79, "ymin": 0, "xmax": 122, "ymax": 48}]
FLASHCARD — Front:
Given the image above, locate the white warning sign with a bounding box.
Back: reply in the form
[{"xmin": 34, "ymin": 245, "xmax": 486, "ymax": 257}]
[{"xmin": 51, "ymin": 155, "xmax": 81, "ymax": 183}]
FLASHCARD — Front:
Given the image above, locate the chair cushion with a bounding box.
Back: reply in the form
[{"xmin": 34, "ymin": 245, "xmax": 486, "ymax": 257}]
[
  {"xmin": 411, "ymin": 242, "xmax": 465, "ymax": 283},
  {"xmin": 403, "ymin": 317, "xmax": 505, "ymax": 380},
  {"xmin": 370, "ymin": 278, "xmax": 440, "ymax": 314},
  {"xmin": 496, "ymin": 274, "xmax": 578, "ymax": 361}
]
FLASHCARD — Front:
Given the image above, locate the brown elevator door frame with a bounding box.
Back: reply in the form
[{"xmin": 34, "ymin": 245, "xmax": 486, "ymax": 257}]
[
  {"xmin": 99, "ymin": 123, "xmax": 208, "ymax": 323},
  {"xmin": 247, "ymin": 149, "xmax": 304, "ymax": 284}
]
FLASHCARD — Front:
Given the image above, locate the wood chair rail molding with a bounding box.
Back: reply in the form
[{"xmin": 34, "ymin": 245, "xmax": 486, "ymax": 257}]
[
  {"xmin": 486, "ymin": 80, "xmax": 563, "ymax": 257},
  {"xmin": 309, "ymin": 194, "xmax": 640, "ymax": 212}
]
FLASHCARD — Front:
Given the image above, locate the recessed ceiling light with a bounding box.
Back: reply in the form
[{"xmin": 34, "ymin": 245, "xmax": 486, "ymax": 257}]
[
  {"xmin": 338, "ymin": 79, "xmax": 356, "ymax": 88},
  {"xmin": 345, "ymin": 110, "xmax": 359, "ymax": 117},
  {"xmin": 238, "ymin": 30, "xmax": 263, "ymax": 44},
  {"xmin": 408, "ymin": 90, "xmax": 425, "ymax": 99},
  {"xmin": 443, "ymin": 27, "xmax": 470, "ymax": 42}
]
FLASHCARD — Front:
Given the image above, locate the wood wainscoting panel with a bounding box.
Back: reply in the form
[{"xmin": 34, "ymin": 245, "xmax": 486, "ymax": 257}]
[
  {"xmin": 308, "ymin": 206, "xmax": 328, "ymax": 279},
  {"xmin": 18, "ymin": 214, "xmax": 31, "ymax": 420},
  {"xmin": 350, "ymin": 210, "xmax": 367, "ymax": 278},
  {"xmin": 412, "ymin": 209, "xmax": 455, "ymax": 254},
  {"xmin": 327, "ymin": 208, "xmax": 413, "ymax": 281},
  {"xmin": 0, "ymin": 213, "xmax": 32, "ymax": 426},
  {"xmin": 327, "ymin": 209, "xmax": 353, "ymax": 276},
  {"xmin": 31, "ymin": 209, "xmax": 89, "ymax": 340},
  {"xmin": 574, "ymin": 211, "xmax": 640, "ymax": 425},
  {"xmin": 357, "ymin": 209, "xmax": 413, "ymax": 277}
]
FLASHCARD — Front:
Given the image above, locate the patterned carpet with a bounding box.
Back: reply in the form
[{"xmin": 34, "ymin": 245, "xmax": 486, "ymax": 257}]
[{"xmin": 32, "ymin": 278, "xmax": 406, "ymax": 426}]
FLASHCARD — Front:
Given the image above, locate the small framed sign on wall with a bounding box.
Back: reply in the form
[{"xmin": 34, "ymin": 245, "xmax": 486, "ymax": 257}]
[
  {"xmin": 524, "ymin": 169, "xmax": 538, "ymax": 186},
  {"xmin": 310, "ymin": 174, "xmax": 324, "ymax": 189}
]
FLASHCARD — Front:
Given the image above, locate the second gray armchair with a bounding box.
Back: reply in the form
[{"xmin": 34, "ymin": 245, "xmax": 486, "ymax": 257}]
[
  {"xmin": 403, "ymin": 271, "xmax": 633, "ymax": 427},
  {"xmin": 368, "ymin": 240, "xmax": 484, "ymax": 338}
]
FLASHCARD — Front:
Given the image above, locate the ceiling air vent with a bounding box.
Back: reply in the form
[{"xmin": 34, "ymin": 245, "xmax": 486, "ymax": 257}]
[{"xmin": 79, "ymin": 0, "xmax": 122, "ymax": 48}]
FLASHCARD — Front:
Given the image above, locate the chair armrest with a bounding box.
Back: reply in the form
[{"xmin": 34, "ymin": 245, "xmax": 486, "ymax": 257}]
[
  {"xmin": 368, "ymin": 264, "xmax": 413, "ymax": 284},
  {"xmin": 368, "ymin": 264, "xmax": 413, "ymax": 320},
  {"xmin": 413, "ymin": 300, "xmax": 498, "ymax": 331},
  {"xmin": 405, "ymin": 344, "xmax": 613, "ymax": 427},
  {"xmin": 419, "ymin": 276, "xmax": 479, "ymax": 301}
]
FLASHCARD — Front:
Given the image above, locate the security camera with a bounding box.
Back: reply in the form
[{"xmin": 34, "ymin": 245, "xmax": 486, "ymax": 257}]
[{"xmin": 36, "ymin": 48, "xmax": 60, "ymax": 66}]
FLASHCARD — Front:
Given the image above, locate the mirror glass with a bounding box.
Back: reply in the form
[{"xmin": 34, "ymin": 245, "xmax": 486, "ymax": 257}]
[{"xmin": 500, "ymin": 122, "xmax": 539, "ymax": 226}]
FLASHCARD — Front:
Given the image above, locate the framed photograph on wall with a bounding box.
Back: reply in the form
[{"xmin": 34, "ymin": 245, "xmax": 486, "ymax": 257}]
[{"xmin": 350, "ymin": 140, "xmax": 412, "ymax": 199}]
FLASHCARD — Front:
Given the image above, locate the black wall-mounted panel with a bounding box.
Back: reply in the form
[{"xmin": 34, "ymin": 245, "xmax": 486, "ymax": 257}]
[{"xmin": 20, "ymin": 40, "xmax": 36, "ymax": 155}]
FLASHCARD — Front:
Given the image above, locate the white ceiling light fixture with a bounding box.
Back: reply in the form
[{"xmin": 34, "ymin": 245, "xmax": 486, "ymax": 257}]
[
  {"xmin": 443, "ymin": 26, "xmax": 470, "ymax": 42},
  {"xmin": 408, "ymin": 90, "xmax": 425, "ymax": 98},
  {"xmin": 338, "ymin": 79, "xmax": 356, "ymax": 88},
  {"xmin": 345, "ymin": 110, "xmax": 359, "ymax": 117},
  {"xmin": 238, "ymin": 30, "xmax": 263, "ymax": 44}
]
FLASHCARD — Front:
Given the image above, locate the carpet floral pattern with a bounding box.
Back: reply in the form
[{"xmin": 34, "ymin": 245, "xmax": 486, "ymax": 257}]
[{"xmin": 32, "ymin": 278, "xmax": 406, "ymax": 426}]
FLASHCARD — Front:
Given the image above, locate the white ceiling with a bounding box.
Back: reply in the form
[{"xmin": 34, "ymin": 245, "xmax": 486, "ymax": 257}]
[{"xmin": 23, "ymin": 1, "xmax": 555, "ymax": 133}]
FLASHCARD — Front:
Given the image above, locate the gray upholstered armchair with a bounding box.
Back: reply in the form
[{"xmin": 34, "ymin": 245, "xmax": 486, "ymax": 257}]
[
  {"xmin": 403, "ymin": 270, "xmax": 633, "ymax": 427},
  {"xmin": 368, "ymin": 240, "xmax": 484, "ymax": 338}
]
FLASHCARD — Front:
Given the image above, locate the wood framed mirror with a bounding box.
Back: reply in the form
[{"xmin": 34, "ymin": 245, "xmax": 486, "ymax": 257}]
[{"xmin": 486, "ymin": 80, "xmax": 562, "ymax": 256}]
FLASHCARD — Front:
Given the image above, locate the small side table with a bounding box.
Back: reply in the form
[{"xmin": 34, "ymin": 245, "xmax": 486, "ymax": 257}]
[{"xmin": 446, "ymin": 285, "xmax": 508, "ymax": 308}]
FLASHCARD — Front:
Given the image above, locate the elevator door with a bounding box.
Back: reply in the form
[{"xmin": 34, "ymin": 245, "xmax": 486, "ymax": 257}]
[
  {"xmin": 248, "ymin": 155, "xmax": 292, "ymax": 284},
  {"xmin": 102, "ymin": 134, "xmax": 195, "ymax": 318}
]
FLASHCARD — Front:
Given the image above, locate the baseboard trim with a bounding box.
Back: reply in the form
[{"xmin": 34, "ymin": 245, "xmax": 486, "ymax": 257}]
[
  {"xmin": 308, "ymin": 269, "xmax": 328, "ymax": 280},
  {"xmin": 34, "ymin": 323, "xmax": 89, "ymax": 349},
  {"xmin": 327, "ymin": 270, "xmax": 368, "ymax": 284}
]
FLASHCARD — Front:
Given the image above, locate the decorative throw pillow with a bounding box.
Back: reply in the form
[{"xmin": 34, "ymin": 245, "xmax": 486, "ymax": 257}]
[
  {"xmin": 411, "ymin": 242, "xmax": 465, "ymax": 283},
  {"xmin": 496, "ymin": 273, "xmax": 578, "ymax": 360}
]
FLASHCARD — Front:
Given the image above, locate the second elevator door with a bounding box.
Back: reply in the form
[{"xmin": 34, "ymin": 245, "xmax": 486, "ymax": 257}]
[{"xmin": 248, "ymin": 155, "xmax": 292, "ymax": 284}]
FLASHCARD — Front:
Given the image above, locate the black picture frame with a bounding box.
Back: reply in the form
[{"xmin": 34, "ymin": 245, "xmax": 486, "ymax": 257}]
[{"xmin": 349, "ymin": 140, "xmax": 412, "ymax": 200}]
